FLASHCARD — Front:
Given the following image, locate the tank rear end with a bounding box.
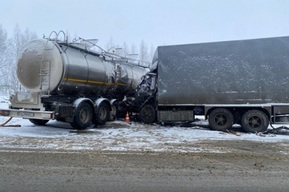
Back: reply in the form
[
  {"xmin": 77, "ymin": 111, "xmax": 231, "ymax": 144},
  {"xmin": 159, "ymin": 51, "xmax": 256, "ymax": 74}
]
[{"xmin": 17, "ymin": 39, "xmax": 64, "ymax": 93}]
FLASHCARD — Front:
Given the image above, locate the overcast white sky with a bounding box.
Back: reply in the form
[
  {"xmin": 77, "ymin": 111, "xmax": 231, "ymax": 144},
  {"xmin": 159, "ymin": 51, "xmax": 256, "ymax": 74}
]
[{"xmin": 1, "ymin": 0, "xmax": 289, "ymax": 47}]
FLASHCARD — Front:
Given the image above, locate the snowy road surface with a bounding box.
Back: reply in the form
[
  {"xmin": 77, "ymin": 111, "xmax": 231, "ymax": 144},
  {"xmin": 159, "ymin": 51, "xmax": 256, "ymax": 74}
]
[
  {"xmin": 1, "ymin": 95, "xmax": 289, "ymax": 153},
  {"xmin": 1, "ymin": 115, "xmax": 289, "ymax": 153},
  {"xmin": 2, "ymin": 96, "xmax": 289, "ymax": 191},
  {"xmin": 1, "ymin": 146, "xmax": 289, "ymax": 192}
]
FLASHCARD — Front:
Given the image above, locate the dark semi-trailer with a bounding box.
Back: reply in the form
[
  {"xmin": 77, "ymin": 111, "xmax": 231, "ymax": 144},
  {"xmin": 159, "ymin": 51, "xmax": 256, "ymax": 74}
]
[{"xmin": 128, "ymin": 36, "xmax": 289, "ymax": 133}]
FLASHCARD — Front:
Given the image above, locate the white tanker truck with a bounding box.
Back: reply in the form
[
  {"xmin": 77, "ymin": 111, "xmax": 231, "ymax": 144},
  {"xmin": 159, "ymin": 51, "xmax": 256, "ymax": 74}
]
[{"xmin": 0, "ymin": 31, "xmax": 150, "ymax": 129}]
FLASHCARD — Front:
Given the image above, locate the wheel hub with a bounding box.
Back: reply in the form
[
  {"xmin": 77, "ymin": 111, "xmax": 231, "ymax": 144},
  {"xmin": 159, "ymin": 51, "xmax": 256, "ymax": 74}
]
[{"xmin": 215, "ymin": 114, "xmax": 226, "ymax": 125}]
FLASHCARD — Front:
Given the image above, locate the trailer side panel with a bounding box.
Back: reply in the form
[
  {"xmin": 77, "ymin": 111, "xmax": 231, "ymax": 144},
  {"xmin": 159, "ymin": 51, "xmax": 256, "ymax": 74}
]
[{"xmin": 156, "ymin": 36, "xmax": 289, "ymax": 105}]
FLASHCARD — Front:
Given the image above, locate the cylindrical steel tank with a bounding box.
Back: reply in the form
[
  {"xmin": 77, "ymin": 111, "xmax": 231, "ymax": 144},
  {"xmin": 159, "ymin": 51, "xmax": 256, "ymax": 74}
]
[{"xmin": 17, "ymin": 39, "xmax": 149, "ymax": 97}]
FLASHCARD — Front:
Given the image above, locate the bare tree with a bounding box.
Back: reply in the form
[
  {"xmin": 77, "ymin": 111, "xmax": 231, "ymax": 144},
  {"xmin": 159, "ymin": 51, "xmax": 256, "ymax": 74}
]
[
  {"xmin": 0, "ymin": 25, "xmax": 7, "ymax": 65},
  {"xmin": 139, "ymin": 40, "xmax": 150, "ymax": 67},
  {"xmin": 0, "ymin": 25, "xmax": 9, "ymax": 95},
  {"xmin": 129, "ymin": 43, "xmax": 137, "ymax": 55},
  {"xmin": 149, "ymin": 44, "xmax": 155, "ymax": 63},
  {"xmin": 106, "ymin": 37, "xmax": 115, "ymax": 51},
  {"xmin": 103, "ymin": 39, "xmax": 153, "ymax": 67},
  {"xmin": 121, "ymin": 42, "xmax": 129, "ymax": 57}
]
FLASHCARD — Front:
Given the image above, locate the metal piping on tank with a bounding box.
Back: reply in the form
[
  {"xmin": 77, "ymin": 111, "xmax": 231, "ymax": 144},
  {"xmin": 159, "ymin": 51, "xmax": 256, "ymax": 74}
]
[
  {"xmin": 43, "ymin": 30, "xmax": 67, "ymax": 43},
  {"xmin": 17, "ymin": 31, "xmax": 151, "ymax": 99}
]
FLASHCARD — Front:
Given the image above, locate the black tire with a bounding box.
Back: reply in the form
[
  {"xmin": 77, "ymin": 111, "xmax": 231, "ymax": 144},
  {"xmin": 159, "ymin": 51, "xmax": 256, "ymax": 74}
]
[
  {"xmin": 29, "ymin": 119, "xmax": 49, "ymax": 126},
  {"xmin": 108, "ymin": 103, "xmax": 117, "ymax": 121},
  {"xmin": 208, "ymin": 108, "xmax": 234, "ymax": 131},
  {"xmin": 241, "ymin": 110, "xmax": 269, "ymax": 133},
  {"xmin": 139, "ymin": 104, "xmax": 156, "ymax": 124},
  {"xmin": 70, "ymin": 102, "xmax": 93, "ymax": 129},
  {"xmin": 95, "ymin": 102, "xmax": 109, "ymax": 125}
]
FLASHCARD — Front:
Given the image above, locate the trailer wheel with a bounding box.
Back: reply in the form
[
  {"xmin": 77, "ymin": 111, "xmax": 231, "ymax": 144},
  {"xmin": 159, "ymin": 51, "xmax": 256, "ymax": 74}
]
[
  {"xmin": 95, "ymin": 102, "xmax": 109, "ymax": 125},
  {"xmin": 70, "ymin": 102, "xmax": 93, "ymax": 129},
  {"xmin": 139, "ymin": 104, "xmax": 156, "ymax": 124},
  {"xmin": 29, "ymin": 119, "xmax": 49, "ymax": 126},
  {"xmin": 209, "ymin": 108, "xmax": 234, "ymax": 131},
  {"xmin": 241, "ymin": 110, "xmax": 269, "ymax": 133},
  {"xmin": 108, "ymin": 102, "xmax": 117, "ymax": 121}
]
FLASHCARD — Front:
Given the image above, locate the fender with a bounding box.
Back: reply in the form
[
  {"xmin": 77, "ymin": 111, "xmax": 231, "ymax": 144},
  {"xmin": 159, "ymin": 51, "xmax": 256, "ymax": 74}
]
[
  {"xmin": 110, "ymin": 99, "xmax": 118, "ymax": 105},
  {"xmin": 73, "ymin": 98, "xmax": 94, "ymax": 108},
  {"xmin": 94, "ymin": 98, "xmax": 111, "ymax": 111}
]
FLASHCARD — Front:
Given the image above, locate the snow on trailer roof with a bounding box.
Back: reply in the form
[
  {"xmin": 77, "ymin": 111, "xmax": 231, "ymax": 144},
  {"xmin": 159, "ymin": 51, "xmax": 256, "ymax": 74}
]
[{"xmin": 157, "ymin": 35, "xmax": 289, "ymax": 48}]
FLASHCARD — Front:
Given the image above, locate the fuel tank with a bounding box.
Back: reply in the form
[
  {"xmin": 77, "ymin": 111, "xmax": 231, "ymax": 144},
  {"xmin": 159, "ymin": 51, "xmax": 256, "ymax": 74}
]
[{"xmin": 17, "ymin": 39, "xmax": 149, "ymax": 98}]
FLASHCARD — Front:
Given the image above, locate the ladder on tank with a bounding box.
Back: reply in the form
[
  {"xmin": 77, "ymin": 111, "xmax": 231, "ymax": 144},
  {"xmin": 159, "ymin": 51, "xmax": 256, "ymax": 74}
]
[{"xmin": 39, "ymin": 31, "xmax": 66, "ymax": 96}]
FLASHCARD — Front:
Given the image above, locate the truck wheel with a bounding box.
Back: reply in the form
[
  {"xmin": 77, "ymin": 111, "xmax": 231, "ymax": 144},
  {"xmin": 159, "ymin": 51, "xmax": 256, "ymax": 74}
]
[
  {"xmin": 29, "ymin": 119, "xmax": 49, "ymax": 126},
  {"xmin": 70, "ymin": 102, "xmax": 93, "ymax": 129},
  {"xmin": 241, "ymin": 110, "xmax": 269, "ymax": 133},
  {"xmin": 209, "ymin": 108, "xmax": 234, "ymax": 131},
  {"xmin": 95, "ymin": 103, "xmax": 109, "ymax": 125},
  {"xmin": 108, "ymin": 103, "xmax": 117, "ymax": 121},
  {"xmin": 139, "ymin": 104, "xmax": 156, "ymax": 124}
]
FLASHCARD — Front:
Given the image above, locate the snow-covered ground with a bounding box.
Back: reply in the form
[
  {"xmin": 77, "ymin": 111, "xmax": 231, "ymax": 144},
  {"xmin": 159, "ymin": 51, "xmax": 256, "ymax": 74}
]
[{"xmin": 0, "ymin": 95, "xmax": 289, "ymax": 153}]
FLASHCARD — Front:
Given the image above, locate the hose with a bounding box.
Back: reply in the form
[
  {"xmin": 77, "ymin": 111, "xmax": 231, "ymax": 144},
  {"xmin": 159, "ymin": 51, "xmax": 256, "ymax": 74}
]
[{"xmin": 0, "ymin": 117, "xmax": 21, "ymax": 127}]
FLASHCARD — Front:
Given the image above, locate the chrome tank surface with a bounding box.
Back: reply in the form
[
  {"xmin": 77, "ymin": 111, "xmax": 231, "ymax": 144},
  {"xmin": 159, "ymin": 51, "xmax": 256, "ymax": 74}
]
[{"xmin": 17, "ymin": 39, "xmax": 149, "ymax": 97}]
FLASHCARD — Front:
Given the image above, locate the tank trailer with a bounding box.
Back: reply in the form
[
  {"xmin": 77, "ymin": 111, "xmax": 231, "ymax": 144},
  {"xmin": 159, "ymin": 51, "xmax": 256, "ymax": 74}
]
[{"xmin": 0, "ymin": 31, "xmax": 149, "ymax": 129}]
